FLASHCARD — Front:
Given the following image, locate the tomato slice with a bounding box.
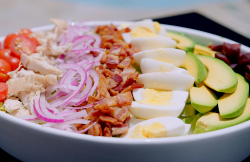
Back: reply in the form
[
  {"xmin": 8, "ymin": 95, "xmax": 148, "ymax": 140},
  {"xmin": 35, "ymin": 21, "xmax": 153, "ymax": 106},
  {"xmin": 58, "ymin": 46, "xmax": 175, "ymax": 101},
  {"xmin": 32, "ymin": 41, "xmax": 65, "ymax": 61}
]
[
  {"xmin": 10, "ymin": 35, "xmax": 37, "ymax": 58},
  {"xmin": 0, "ymin": 49, "xmax": 11, "ymax": 60},
  {"xmin": 4, "ymin": 33, "xmax": 17, "ymax": 49},
  {"xmin": 18, "ymin": 28, "xmax": 32, "ymax": 35},
  {"xmin": 0, "ymin": 82, "xmax": 8, "ymax": 102},
  {"xmin": 0, "ymin": 59, "xmax": 11, "ymax": 74},
  {"xmin": 6, "ymin": 56, "xmax": 20, "ymax": 71},
  {"xmin": 0, "ymin": 73, "xmax": 9, "ymax": 82},
  {"xmin": 0, "ymin": 49, "xmax": 21, "ymax": 71}
]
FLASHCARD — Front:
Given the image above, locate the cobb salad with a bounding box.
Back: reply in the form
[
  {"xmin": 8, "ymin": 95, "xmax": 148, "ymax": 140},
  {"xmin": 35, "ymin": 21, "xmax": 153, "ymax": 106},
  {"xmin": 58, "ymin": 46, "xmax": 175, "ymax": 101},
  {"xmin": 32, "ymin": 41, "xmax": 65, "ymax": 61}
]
[{"xmin": 0, "ymin": 19, "xmax": 249, "ymax": 138}]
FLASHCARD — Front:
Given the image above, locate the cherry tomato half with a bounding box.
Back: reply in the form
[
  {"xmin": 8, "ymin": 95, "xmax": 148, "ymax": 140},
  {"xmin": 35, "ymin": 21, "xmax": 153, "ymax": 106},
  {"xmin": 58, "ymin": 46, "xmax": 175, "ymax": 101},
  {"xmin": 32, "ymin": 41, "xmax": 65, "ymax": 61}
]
[
  {"xmin": 0, "ymin": 82, "xmax": 8, "ymax": 102},
  {"xmin": 18, "ymin": 28, "xmax": 32, "ymax": 35},
  {"xmin": 0, "ymin": 59, "xmax": 11, "ymax": 74},
  {"xmin": 0, "ymin": 49, "xmax": 21, "ymax": 71},
  {"xmin": 10, "ymin": 35, "xmax": 37, "ymax": 58},
  {"xmin": 4, "ymin": 33, "xmax": 17, "ymax": 49}
]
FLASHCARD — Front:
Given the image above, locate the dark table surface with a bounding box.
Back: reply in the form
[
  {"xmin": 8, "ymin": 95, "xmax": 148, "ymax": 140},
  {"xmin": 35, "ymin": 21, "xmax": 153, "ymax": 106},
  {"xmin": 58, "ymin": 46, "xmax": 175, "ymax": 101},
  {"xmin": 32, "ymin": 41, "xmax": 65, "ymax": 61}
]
[{"xmin": 1, "ymin": 12, "xmax": 250, "ymax": 162}]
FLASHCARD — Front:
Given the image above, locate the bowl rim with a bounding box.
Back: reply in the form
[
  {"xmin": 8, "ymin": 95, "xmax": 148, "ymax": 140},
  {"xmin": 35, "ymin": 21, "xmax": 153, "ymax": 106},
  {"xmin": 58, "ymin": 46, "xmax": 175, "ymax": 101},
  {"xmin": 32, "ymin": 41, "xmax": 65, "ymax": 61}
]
[{"xmin": 1, "ymin": 20, "xmax": 250, "ymax": 145}]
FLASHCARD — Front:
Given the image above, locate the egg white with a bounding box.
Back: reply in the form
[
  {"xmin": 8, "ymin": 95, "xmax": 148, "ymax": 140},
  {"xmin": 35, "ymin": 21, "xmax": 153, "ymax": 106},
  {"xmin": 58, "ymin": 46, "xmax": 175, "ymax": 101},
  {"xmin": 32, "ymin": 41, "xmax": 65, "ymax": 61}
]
[
  {"xmin": 121, "ymin": 116, "xmax": 188, "ymax": 138},
  {"xmin": 138, "ymin": 72, "xmax": 195, "ymax": 91},
  {"xmin": 129, "ymin": 101, "xmax": 185, "ymax": 120},
  {"xmin": 133, "ymin": 48, "xmax": 185, "ymax": 67},
  {"xmin": 131, "ymin": 37, "xmax": 176, "ymax": 51},
  {"xmin": 140, "ymin": 58, "xmax": 189, "ymax": 74}
]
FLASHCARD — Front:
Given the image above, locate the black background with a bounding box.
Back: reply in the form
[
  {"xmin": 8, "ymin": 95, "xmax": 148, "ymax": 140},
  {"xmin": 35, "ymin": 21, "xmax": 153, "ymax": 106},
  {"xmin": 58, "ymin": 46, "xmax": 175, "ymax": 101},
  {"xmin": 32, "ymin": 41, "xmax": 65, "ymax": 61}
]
[{"xmin": 1, "ymin": 12, "xmax": 250, "ymax": 161}]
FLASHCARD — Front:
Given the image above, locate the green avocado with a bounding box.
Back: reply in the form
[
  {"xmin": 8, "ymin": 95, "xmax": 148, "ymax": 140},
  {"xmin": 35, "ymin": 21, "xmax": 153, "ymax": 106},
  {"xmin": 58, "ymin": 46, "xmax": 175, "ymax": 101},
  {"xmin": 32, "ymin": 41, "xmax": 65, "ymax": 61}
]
[
  {"xmin": 181, "ymin": 52, "xmax": 208, "ymax": 83},
  {"xmin": 193, "ymin": 44, "xmax": 216, "ymax": 57},
  {"xmin": 218, "ymin": 73, "xmax": 249, "ymax": 118},
  {"xmin": 190, "ymin": 85, "xmax": 218, "ymax": 114},
  {"xmin": 197, "ymin": 55, "xmax": 238, "ymax": 93},
  {"xmin": 167, "ymin": 31, "xmax": 195, "ymax": 52},
  {"xmin": 194, "ymin": 97, "xmax": 250, "ymax": 134}
]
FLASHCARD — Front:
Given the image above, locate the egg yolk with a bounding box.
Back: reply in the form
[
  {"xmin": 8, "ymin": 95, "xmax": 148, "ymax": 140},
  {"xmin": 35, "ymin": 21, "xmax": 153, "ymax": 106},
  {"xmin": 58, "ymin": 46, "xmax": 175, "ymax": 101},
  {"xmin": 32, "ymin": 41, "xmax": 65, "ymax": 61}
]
[
  {"xmin": 130, "ymin": 122, "xmax": 167, "ymax": 138},
  {"xmin": 153, "ymin": 22, "xmax": 161, "ymax": 33},
  {"xmin": 138, "ymin": 89, "xmax": 173, "ymax": 106},
  {"xmin": 130, "ymin": 27, "xmax": 158, "ymax": 38}
]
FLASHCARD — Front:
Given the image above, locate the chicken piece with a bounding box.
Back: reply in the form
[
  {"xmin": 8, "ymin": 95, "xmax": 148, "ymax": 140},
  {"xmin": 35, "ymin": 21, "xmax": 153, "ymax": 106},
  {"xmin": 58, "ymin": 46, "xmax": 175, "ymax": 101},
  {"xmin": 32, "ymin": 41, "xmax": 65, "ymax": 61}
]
[
  {"xmin": 4, "ymin": 97, "xmax": 24, "ymax": 113},
  {"xmin": 8, "ymin": 73, "xmax": 58, "ymax": 97},
  {"xmin": 18, "ymin": 91, "xmax": 40, "ymax": 115},
  {"xmin": 36, "ymin": 39, "xmax": 72, "ymax": 57},
  {"xmin": 50, "ymin": 18, "xmax": 68, "ymax": 37},
  {"xmin": 10, "ymin": 107, "xmax": 31, "ymax": 117},
  {"xmin": 8, "ymin": 68, "xmax": 35, "ymax": 79},
  {"xmin": 21, "ymin": 53, "xmax": 62, "ymax": 75}
]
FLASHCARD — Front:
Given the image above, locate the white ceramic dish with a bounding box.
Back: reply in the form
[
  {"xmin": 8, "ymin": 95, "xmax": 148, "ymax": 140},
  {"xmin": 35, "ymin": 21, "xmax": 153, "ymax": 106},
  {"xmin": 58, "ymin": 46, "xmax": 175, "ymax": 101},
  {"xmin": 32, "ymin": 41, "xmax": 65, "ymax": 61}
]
[{"xmin": 0, "ymin": 21, "xmax": 250, "ymax": 162}]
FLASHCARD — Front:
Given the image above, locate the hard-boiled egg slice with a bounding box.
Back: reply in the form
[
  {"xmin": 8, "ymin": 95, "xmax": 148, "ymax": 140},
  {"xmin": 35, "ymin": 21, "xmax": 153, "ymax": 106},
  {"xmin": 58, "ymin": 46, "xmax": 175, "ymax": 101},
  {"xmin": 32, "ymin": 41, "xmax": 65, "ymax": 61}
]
[
  {"xmin": 140, "ymin": 58, "xmax": 189, "ymax": 74},
  {"xmin": 128, "ymin": 115, "xmax": 145, "ymax": 128},
  {"xmin": 121, "ymin": 116, "xmax": 189, "ymax": 138},
  {"xmin": 129, "ymin": 101, "xmax": 185, "ymax": 119},
  {"xmin": 139, "ymin": 72, "xmax": 195, "ymax": 91},
  {"xmin": 133, "ymin": 88, "xmax": 189, "ymax": 104},
  {"xmin": 133, "ymin": 48, "xmax": 185, "ymax": 67},
  {"xmin": 121, "ymin": 19, "xmax": 168, "ymax": 44},
  {"xmin": 131, "ymin": 37, "xmax": 176, "ymax": 51}
]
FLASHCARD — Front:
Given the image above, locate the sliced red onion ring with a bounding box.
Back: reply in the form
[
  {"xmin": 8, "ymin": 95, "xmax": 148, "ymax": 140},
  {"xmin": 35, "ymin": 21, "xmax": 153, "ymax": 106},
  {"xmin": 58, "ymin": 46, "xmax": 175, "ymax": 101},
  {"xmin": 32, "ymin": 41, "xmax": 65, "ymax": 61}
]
[{"xmin": 88, "ymin": 69, "xmax": 99, "ymax": 96}]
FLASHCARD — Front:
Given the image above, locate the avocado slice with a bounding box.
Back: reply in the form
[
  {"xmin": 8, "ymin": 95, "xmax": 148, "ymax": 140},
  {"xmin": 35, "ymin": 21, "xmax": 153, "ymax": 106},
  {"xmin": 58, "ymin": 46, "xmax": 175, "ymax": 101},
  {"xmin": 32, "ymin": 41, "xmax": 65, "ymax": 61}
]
[
  {"xmin": 197, "ymin": 55, "xmax": 238, "ymax": 93},
  {"xmin": 218, "ymin": 73, "xmax": 249, "ymax": 118},
  {"xmin": 180, "ymin": 102, "xmax": 196, "ymax": 117},
  {"xmin": 181, "ymin": 52, "xmax": 208, "ymax": 83},
  {"xmin": 194, "ymin": 97, "xmax": 250, "ymax": 134},
  {"xmin": 194, "ymin": 44, "xmax": 216, "ymax": 57},
  {"xmin": 167, "ymin": 31, "xmax": 195, "ymax": 52},
  {"xmin": 190, "ymin": 85, "xmax": 218, "ymax": 114},
  {"xmin": 183, "ymin": 113, "xmax": 203, "ymax": 134}
]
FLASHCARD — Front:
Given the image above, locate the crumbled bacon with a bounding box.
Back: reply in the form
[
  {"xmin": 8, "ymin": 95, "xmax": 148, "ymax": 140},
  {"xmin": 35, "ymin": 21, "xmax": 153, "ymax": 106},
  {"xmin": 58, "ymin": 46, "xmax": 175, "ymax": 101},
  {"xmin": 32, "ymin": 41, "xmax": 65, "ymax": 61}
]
[
  {"xmin": 103, "ymin": 127, "xmax": 112, "ymax": 137},
  {"xmin": 112, "ymin": 124, "xmax": 129, "ymax": 135},
  {"xmin": 107, "ymin": 77, "xmax": 118, "ymax": 90},
  {"xmin": 106, "ymin": 54, "xmax": 119, "ymax": 69},
  {"xmin": 108, "ymin": 105, "xmax": 130, "ymax": 122},
  {"xmin": 99, "ymin": 115, "xmax": 117, "ymax": 124},
  {"xmin": 77, "ymin": 24, "xmax": 144, "ymax": 137},
  {"xmin": 88, "ymin": 123, "xmax": 102, "ymax": 136},
  {"xmin": 117, "ymin": 57, "xmax": 131, "ymax": 69},
  {"xmin": 111, "ymin": 74, "xmax": 123, "ymax": 84}
]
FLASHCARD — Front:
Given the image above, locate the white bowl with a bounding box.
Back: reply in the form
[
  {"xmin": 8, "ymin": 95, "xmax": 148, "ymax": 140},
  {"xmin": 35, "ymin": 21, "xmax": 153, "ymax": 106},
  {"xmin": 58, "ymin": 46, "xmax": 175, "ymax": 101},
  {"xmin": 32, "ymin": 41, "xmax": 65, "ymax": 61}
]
[{"xmin": 1, "ymin": 21, "xmax": 250, "ymax": 162}]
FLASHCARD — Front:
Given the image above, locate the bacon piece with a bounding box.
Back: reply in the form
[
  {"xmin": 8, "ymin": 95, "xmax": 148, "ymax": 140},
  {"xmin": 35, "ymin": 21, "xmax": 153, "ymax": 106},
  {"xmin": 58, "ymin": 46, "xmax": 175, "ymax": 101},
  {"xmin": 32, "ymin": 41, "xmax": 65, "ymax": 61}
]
[
  {"xmin": 98, "ymin": 73, "xmax": 110, "ymax": 98},
  {"xmin": 119, "ymin": 50, "xmax": 127, "ymax": 59},
  {"xmin": 109, "ymin": 89, "xmax": 119, "ymax": 96},
  {"xmin": 120, "ymin": 65, "xmax": 136, "ymax": 82},
  {"xmin": 117, "ymin": 57, "xmax": 131, "ymax": 69},
  {"xmin": 100, "ymin": 53, "xmax": 107, "ymax": 64},
  {"xmin": 103, "ymin": 127, "xmax": 112, "ymax": 137},
  {"xmin": 121, "ymin": 83, "xmax": 144, "ymax": 93},
  {"xmin": 109, "ymin": 44, "xmax": 123, "ymax": 55},
  {"xmin": 88, "ymin": 123, "xmax": 102, "ymax": 136},
  {"xmin": 95, "ymin": 65, "xmax": 104, "ymax": 74},
  {"xmin": 85, "ymin": 108, "xmax": 101, "ymax": 121},
  {"xmin": 112, "ymin": 124, "xmax": 129, "ymax": 135},
  {"xmin": 88, "ymin": 95, "xmax": 99, "ymax": 104},
  {"xmin": 106, "ymin": 54, "xmax": 119, "ymax": 69},
  {"xmin": 102, "ymin": 69, "xmax": 114, "ymax": 77},
  {"xmin": 112, "ymin": 121, "xmax": 123, "ymax": 127},
  {"xmin": 123, "ymin": 78, "xmax": 136, "ymax": 88},
  {"xmin": 103, "ymin": 42, "xmax": 113, "ymax": 49},
  {"xmin": 94, "ymin": 103, "xmax": 115, "ymax": 114},
  {"xmin": 99, "ymin": 115, "xmax": 117, "ymax": 124},
  {"xmin": 77, "ymin": 122, "xmax": 92, "ymax": 133},
  {"xmin": 111, "ymin": 74, "xmax": 123, "ymax": 84},
  {"xmin": 112, "ymin": 68, "xmax": 122, "ymax": 74},
  {"xmin": 108, "ymin": 105, "xmax": 130, "ymax": 122},
  {"xmin": 113, "ymin": 83, "xmax": 123, "ymax": 92},
  {"xmin": 116, "ymin": 92, "xmax": 133, "ymax": 107},
  {"xmin": 107, "ymin": 78, "xmax": 118, "ymax": 90}
]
